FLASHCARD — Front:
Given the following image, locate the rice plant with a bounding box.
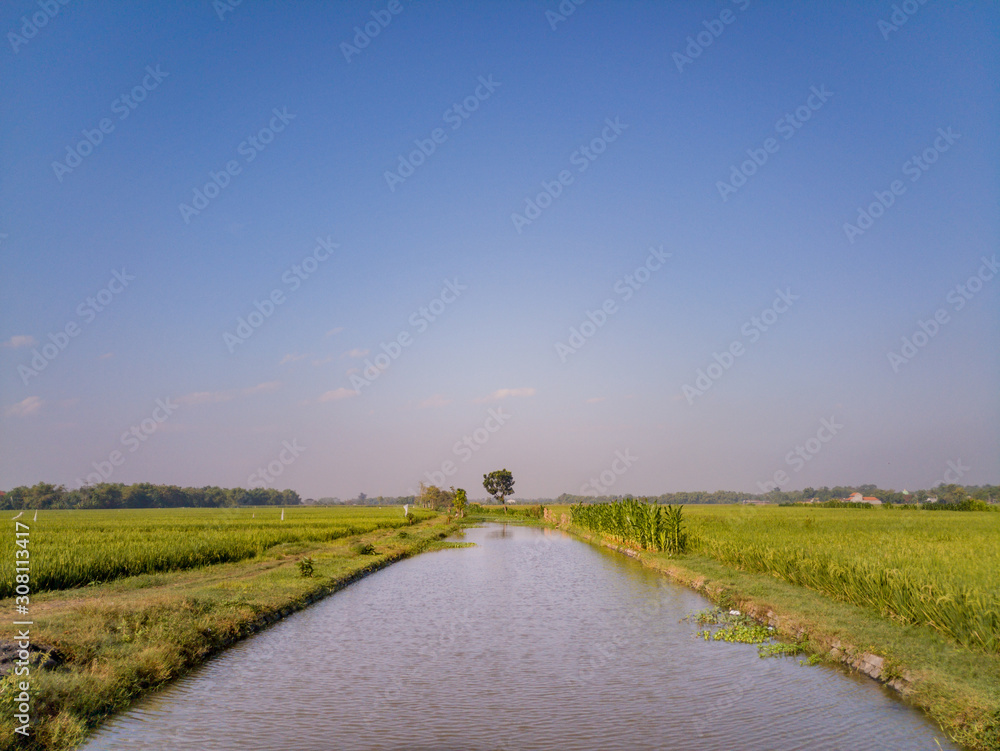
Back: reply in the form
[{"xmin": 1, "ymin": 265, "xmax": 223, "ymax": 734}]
[
  {"xmin": 0, "ymin": 506, "xmax": 434, "ymax": 597},
  {"xmin": 684, "ymin": 505, "xmax": 1000, "ymax": 653}
]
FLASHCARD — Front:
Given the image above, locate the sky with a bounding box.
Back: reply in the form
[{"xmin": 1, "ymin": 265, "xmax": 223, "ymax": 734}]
[{"xmin": 1, "ymin": 0, "xmax": 997, "ymax": 500}]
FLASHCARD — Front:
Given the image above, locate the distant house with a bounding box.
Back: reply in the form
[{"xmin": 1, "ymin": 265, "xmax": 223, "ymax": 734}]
[{"xmin": 847, "ymin": 492, "xmax": 881, "ymax": 505}]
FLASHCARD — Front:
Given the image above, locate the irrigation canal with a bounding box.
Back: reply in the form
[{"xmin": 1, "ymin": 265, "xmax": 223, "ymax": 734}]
[{"xmin": 81, "ymin": 523, "xmax": 956, "ymax": 750}]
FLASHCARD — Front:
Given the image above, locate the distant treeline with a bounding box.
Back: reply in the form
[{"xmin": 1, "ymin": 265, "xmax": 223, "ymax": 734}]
[
  {"xmin": 556, "ymin": 490, "xmax": 748, "ymax": 505},
  {"xmin": 0, "ymin": 482, "xmax": 301, "ymax": 510},
  {"xmin": 794, "ymin": 498, "xmax": 997, "ymax": 512},
  {"xmin": 754, "ymin": 484, "xmax": 998, "ymax": 505},
  {"xmin": 311, "ymin": 494, "xmax": 416, "ymax": 506},
  {"xmin": 557, "ymin": 484, "xmax": 998, "ymax": 506}
]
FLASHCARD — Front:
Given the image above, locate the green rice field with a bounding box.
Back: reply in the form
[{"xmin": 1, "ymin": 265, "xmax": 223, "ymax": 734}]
[{"xmin": 1, "ymin": 506, "xmax": 433, "ymax": 598}]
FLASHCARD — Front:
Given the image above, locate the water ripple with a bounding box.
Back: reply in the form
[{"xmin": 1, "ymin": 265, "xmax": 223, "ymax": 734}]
[{"xmin": 81, "ymin": 524, "xmax": 956, "ymax": 751}]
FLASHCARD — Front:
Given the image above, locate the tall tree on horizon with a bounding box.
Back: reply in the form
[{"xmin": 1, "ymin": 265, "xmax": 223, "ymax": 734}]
[{"xmin": 483, "ymin": 469, "xmax": 515, "ymax": 512}]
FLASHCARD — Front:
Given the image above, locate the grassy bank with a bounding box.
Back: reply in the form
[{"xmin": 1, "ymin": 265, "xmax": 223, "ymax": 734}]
[
  {"xmin": 0, "ymin": 511, "xmax": 457, "ymax": 751},
  {"xmin": 541, "ymin": 504, "xmax": 1000, "ymax": 751}
]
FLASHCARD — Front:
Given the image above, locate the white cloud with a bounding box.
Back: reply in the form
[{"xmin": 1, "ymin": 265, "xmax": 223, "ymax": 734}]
[
  {"xmin": 344, "ymin": 348, "xmax": 369, "ymax": 358},
  {"xmin": 242, "ymin": 381, "xmax": 280, "ymax": 395},
  {"xmin": 585, "ymin": 397, "xmax": 606, "ymax": 404},
  {"xmin": 319, "ymin": 387, "xmax": 359, "ymax": 402},
  {"xmin": 1, "ymin": 335, "xmax": 36, "ymax": 349},
  {"xmin": 176, "ymin": 381, "xmax": 280, "ymax": 406},
  {"xmin": 279, "ymin": 353, "xmax": 307, "ymax": 365},
  {"xmin": 326, "ymin": 327, "xmax": 345, "ymax": 337},
  {"xmin": 99, "ymin": 352, "xmax": 114, "ymax": 360},
  {"xmin": 176, "ymin": 391, "xmax": 226, "ymax": 406},
  {"xmin": 417, "ymin": 394, "xmax": 452, "ymax": 409},
  {"xmin": 475, "ymin": 387, "xmax": 536, "ymax": 403},
  {"xmin": 6, "ymin": 396, "xmax": 43, "ymax": 416}
]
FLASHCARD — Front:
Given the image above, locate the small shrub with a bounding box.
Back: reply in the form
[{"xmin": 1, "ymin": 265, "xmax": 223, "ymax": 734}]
[
  {"xmin": 297, "ymin": 557, "xmax": 314, "ymax": 577},
  {"xmin": 351, "ymin": 542, "xmax": 376, "ymax": 555}
]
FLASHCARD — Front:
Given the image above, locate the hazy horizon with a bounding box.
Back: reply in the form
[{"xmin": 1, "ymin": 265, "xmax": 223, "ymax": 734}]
[{"xmin": 2, "ymin": 1, "xmax": 997, "ymax": 500}]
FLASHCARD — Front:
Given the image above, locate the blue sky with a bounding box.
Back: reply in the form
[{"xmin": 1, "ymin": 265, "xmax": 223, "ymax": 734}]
[{"xmin": 1, "ymin": 0, "xmax": 997, "ymax": 499}]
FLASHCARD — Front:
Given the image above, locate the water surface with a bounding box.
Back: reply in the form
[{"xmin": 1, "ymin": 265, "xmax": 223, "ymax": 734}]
[{"xmin": 82, "ymin": 524, "xmax": 956, "ymax": 750}]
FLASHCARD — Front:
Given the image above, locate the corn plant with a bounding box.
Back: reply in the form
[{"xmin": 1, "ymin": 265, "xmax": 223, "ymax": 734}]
[{"xmin": 572, "ymin": 497, "xmax": 687, "ymax": 555}]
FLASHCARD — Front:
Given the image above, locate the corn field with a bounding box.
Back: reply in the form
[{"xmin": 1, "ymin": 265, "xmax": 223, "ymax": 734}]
[
  {"xmin": 683, "ymin": 505, "xmax": 1000, "ymax": 653},
  {"xmin": 0, "ymin": 506, "xmax": 433, "ymax": 598},
  {"xmin": 572, "ymin": 497, "xmax": 687, "ymax": 555}
]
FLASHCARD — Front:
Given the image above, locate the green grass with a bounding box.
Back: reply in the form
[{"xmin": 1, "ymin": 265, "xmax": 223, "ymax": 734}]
[
  {"xmin": 0, "ymin": 506, "xmax": 433, "ymax": 598},
  {"xmin": 0, "ymin": 508, "xmax": 453, "ymax": 751}
]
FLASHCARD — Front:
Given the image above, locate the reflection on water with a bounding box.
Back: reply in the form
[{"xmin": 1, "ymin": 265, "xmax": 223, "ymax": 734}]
[{"xmin": 82, "ymin": 524, "xmax": 956, "ymax": 751}]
